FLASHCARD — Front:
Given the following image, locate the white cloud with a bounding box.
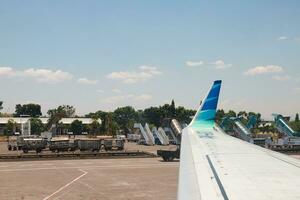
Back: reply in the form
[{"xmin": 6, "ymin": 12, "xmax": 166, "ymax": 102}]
[
  {"xmin": 102, "ymin": 94, "xmax": 152, "ymax": 103},
  {"xmin": 185, "ymin": 61, "xmax": 204, "ymax": 67},
  {"xmin": 23, "ymin": 68, "xmax": 73, "ymax": 83},
  {"xmin": 135, "ymin": 94, "xmax": 152, "ymax": 101},
  {"xmin": 112, "ymin": 89, "xmax": 121, "ymax": 93},
  {"xmin": 277, "ymin": 36, "xmax": 288, "ymax": 40},
  {"xmin": 211, "ymin": 60, "xmax": 232, "ymax": 70},
  {"xmin": 106, "ymin": 65, "xmax": 162, "ymax": 84},
  {"xmin": 244, "ymin": 65, "xmax": 283, "ymax": 76},
  {"xmin": 97, "ymin": 89, "xmax": 104, "ymax": 93},
  {"xmin": 77, "ymin": 78, "xmax": 98, "ymax": 85},
  {"xmin": 272, "ymin": 75, "xmax": 291, "ymax": 81},
  {"xmin": 0, "ymin": 67, "xmax": 16, "ymax": 76},
  {"xmin": 138, "ymin": 65, "xmax": 162, "ymax": 75},
  {"xmin": 0, "ymin": 66, "xmax": 74, "ymax": 83}
]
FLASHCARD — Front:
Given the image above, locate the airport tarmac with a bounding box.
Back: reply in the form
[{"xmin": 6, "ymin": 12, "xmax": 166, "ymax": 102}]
[{"xmin": 0, "ymin": 157, "xmax": 179, "ymax": 200}]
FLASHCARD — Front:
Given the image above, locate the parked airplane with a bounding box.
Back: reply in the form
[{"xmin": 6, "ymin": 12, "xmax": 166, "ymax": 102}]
[{"xmin": 178, "ymin": 80, "xmax": 300, "ymax": 200}]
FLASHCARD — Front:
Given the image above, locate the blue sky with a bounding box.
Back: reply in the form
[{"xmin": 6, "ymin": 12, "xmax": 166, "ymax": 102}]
[{"xmin": 0, "ymin": 0, "xmax": 299, "ymax": 119}]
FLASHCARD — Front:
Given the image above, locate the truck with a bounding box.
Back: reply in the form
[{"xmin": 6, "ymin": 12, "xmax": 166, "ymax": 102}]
[
  {"xmin": 157, "ymin": 119, "xmax": 182, "ymax": 161},
  {"xmin": 157, "ymin": 145, "xmax": 180, "ymax": 161}
]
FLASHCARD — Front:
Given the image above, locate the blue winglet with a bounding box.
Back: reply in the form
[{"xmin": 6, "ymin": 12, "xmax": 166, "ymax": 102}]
[{"xmin": 190, "ymin": 80, "xmax": 222, "ymax": 130}]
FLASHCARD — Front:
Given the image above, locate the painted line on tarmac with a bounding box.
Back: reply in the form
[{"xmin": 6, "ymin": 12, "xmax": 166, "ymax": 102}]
[
  {"xmin": 0, "ymin": 163, "xmax": 177, "ymax": 172},
  {"xmin": 42, "ymin": 169, "xmax": 88, "ymax": 200},
  {"xmin": 63, "ymin": 162, "xmax": 75, "ymax": 165},
  {"xmin": 83, "ymin": 162, "xmax": 94, "ymax": 165},
  {"xmin": 20, "ymin": 164, "xmax": 33, "ymax": 167}
]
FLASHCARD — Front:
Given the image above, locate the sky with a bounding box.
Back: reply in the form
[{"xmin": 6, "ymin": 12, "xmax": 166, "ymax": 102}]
[{"xmin": 0, "ymin": 0, "xmax": 300, "ymax": 119}]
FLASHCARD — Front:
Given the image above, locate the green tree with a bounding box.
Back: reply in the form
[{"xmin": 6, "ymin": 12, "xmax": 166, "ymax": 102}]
[
  {"xmin": 137, "ymin": 109, "xmax": 145, "ymax": 124},
  {"xmin": 14, "ymin": 104, "xmax": 42, "ymax": 117},
  {"xmin": 30, "ymin": 118, "xmax": 44, "ymax": 135},
  {"xmin": 88, "ymin": 119, "xmax": 101, "ymax": 135},
  {"xmin": 85, "ymin": 110, "xmax": 107, "ymax": 120},
  {"xmin": 215, "ymin": 109, "xmax": 225, "ymax": 123},
  {"xmin": 55, "ymin": 122, "xmax": 67, "ymax": 135},
  {"xmin": 63, "ymin": 105, "xmax": 76, "ymax": 117},
  {"xmin": 0, "ymin": 101, "xmax": 3, "ymax": 112},
  {"xmin": 160, "ymin": 104, "xmax": 173, "ymax": 119},
  {"xmin": 296, "ymin": 113, "xmax": 299, "ymax": 122},
  {"xmin": 237, "ymin": 111, "xmax": 247, "ymax": 117},
  {"xmin": 85, "ymin": 110, "xmax": 108, "ymax": 134},
  {"xmin": 225, "ymin": 110, "xmax": 237, "ymax": 118},
  {"xmin": 170, "ymin": 99, "xmax": 176, "ymax": 118},
  {"xmin": 47, "ymin": 105, "xmax": 75, "ymax": 118},
  {"xmin": 105, "ymin": 112, "xmax": 119, "ymax": 136},
  {"xmin": 5, "ymin": 119, "xmax": 16, "ymax": 136},
  {"xmin": 259, "ymin": 124, "xmax": 276, "ymax": 133},
  {"xmin": 46, "ymin": 105, "xmax": 76, "ymax": 130},
  {"xmin": 175, "ymin": 106, "xmax": 196, "ymax": 124},
  {"xmin": 70, "ymin": 119, "xmax": 83, "ymax": 135},
  {"xmin": 113, "ymin": 106, "xmax": 138, "ymax": 133},
  {"xmin": 143, "ymin": 107, "xmax": 162, "ymax": 127}
]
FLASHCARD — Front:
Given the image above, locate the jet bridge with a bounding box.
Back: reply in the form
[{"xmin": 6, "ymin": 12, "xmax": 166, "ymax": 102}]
[
  {"xmin": 246, "ymin": 115, "xmax": 258, "ymax": 130},
  {"xmin": 170, "ymin": 119, "xmax": 182, "ymax": 144},
  {"xmin": 157, "ymin": 127, "xmax": 170, "ymax": 145},
  {"xmin": 144, "ymin": 123, "xmax": 155, "ymax": 145},
  {"xmin": 164, "ymin": 127, "xmax": 178, "ymax": 144},
  {"xmin": 220, "ymin": 115, "xmax": 257, "ymax": 143},
  {"xmin": 152, "ymin": 127, "xmax": 169, "ymax": 145},
  {"xmin": 134, "ymin": 123, "xmax": 154, "ymax": 145},
  {"xmin": 273, "ymin": 114, "xmax": 297, "ymax": 137},
  {"xmin": 232, "ymin": 118, "xmax": 252, "ymax": 142}
]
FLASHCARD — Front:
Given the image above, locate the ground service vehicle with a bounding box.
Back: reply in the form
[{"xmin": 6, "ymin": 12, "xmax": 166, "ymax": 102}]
[
  {"xmin": 78, "ymin": 139, "xmax": 101, "ymax": 152},
  {"xmin": 157, "ymin": 145, "xmax": 180, "ymax": 161},
  {"xmin": 49, "ymin": 138, "xmax": 77, "ymax": 152},
  {"xmin": 103, "ymin": 139, "xmax": 124, "ymax": 151},
  {"xmin": 20, "ymin": 137, "xmax": 47, "ymax": 153}
]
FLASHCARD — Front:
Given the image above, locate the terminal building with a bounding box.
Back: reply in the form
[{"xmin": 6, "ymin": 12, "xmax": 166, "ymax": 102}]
[{"xmin": 0, "ymin": 117, "xmax": 101, "ymax": 135}]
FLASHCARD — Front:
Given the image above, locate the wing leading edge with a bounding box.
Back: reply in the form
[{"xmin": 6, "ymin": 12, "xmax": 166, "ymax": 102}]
[
  {"xmin": 178, "ymin": 80, "xmax": 223, "ymax": 200},
  {"xmin": 178, "ymin": 80, "xmax": 300, "ymax": 200}
]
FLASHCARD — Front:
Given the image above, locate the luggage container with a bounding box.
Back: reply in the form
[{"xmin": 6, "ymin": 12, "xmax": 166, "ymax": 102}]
[
  {"xmin": 78, "ymin": 139, "xmax": 101, "ymax": 152},
  {"xmin": 49, "ymin": 138, "xmax": 77, "ymax": 152},
  {"xmin": 20, "ymin": 137, "xmax": 47, "ymax": 153},
  {"xmin": 102, "ymin": 139, "xmax": 124, "ymax": 151}
]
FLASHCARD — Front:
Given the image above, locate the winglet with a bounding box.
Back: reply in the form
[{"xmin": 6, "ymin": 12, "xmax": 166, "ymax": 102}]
[{"xmin": 190, "ymin": 80, "xmax": 222, "ymax": 129}]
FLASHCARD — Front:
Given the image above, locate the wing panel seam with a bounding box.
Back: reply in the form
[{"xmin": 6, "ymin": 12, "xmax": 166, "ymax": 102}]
[{"xmin": 206, "ymin": 155, "xmax": 229, "ymax": 200}]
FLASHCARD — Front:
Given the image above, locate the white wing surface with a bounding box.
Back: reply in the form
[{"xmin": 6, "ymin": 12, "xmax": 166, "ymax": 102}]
[{"xmin": 178, "ymin": 80, "xmax": 300, "ymax": 200}]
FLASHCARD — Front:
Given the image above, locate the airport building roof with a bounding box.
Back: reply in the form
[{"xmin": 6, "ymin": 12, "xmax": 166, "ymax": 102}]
[{"xmin": 0, "ymin": 117, "xmax": 101, "ymax": 125}]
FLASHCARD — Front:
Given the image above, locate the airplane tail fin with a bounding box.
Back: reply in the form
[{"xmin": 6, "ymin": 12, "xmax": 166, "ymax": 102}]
[{"xmin": 190, "ymin": 80, "xmax": 222, "ymax": 129}]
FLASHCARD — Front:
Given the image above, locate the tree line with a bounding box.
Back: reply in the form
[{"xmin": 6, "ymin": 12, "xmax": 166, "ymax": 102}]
[
  {"xmin": 0, "ymin": 100, "xmax": 196, "ymax": 136},
  {"xmin": 0, "ymin": 101, "xmax": 300, "ymax": 135}
]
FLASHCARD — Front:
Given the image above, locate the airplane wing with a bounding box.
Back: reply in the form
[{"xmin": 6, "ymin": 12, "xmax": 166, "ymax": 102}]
[{"xmin": 178, "ymin": 80, "xmax": 300, "ymax": 200}]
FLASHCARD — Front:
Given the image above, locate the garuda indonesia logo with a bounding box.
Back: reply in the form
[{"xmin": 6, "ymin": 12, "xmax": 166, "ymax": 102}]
[{"xmin": 196, "ymin": 130, "xmax": 214, "ymax": 139}]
